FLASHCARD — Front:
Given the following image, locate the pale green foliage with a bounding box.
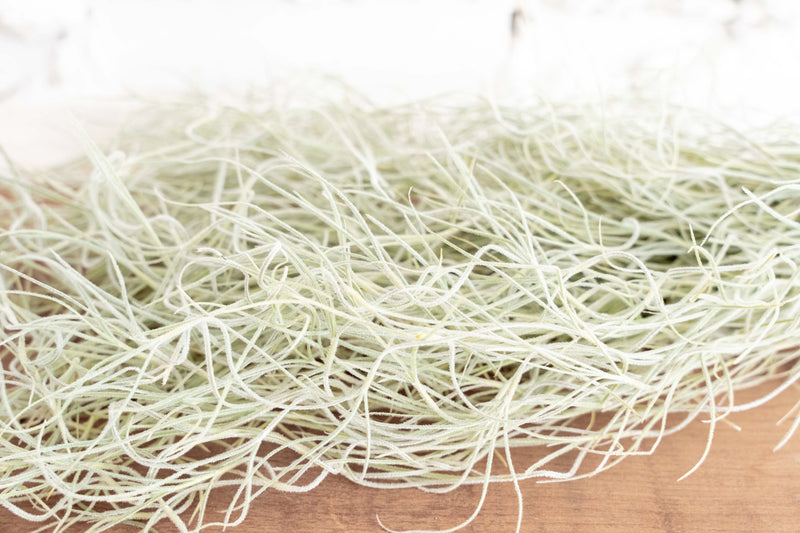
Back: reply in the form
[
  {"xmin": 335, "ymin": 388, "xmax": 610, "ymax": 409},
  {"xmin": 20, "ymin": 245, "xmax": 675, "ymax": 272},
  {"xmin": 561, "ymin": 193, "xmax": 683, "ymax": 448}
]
[{"xmin": 1, "ymin": 99, "xmax": 799, "ymax": 532}]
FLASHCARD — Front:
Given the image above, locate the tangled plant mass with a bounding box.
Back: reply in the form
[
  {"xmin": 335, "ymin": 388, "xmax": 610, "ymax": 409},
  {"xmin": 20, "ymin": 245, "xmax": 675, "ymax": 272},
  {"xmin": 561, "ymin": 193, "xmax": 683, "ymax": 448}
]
[{"xmin": 1, "ymin": 97, "xmax": 799, "ymax": 532}]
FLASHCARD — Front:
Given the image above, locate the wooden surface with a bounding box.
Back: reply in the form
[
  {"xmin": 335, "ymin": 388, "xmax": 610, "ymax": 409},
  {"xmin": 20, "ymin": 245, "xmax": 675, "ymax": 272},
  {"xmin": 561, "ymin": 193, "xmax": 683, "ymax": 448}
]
[{"xmin": 2, "ymin": 381, "xmax": 799, "ymax": 533}]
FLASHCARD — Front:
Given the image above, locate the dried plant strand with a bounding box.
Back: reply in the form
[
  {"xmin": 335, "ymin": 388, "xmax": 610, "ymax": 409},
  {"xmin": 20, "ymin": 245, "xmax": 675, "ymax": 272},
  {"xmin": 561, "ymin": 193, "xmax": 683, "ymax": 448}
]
[{"xmin": 1, "ymin": 97, "xmax": 799, "ymax": 532}]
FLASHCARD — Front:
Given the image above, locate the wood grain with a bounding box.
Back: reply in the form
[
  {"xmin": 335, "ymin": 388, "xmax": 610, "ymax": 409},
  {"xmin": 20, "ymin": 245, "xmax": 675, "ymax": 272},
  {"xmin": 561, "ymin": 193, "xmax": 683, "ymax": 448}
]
[{"xmin": 2, "ymin": 381, "xmax": 798, "ymax": 533}]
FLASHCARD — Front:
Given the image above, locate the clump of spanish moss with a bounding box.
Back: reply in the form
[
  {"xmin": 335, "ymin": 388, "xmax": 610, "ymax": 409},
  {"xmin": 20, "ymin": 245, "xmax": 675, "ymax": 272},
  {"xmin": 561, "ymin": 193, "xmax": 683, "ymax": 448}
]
[{"xmin": 1, "ymin": 97, "xmax": 799, "ymax": 532}]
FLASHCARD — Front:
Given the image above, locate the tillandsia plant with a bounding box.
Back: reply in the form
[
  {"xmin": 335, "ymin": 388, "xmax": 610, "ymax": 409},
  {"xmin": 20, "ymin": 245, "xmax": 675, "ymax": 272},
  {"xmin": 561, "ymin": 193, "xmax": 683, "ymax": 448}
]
[{"xmin": 1, "ymin": 96, "xmax": 799, "ymax": 532}]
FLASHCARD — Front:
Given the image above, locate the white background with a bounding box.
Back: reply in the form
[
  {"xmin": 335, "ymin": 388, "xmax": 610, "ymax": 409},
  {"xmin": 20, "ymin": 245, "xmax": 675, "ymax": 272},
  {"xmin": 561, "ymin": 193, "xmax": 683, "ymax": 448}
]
[{"xmin": 2, "ymin": 0, "xmax": 799, "ymax": 167}]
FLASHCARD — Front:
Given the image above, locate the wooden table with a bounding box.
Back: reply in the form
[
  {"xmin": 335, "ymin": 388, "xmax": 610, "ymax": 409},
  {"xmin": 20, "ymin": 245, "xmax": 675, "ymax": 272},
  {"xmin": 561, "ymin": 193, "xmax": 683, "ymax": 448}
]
[{"xmin": 2, "ymin": 381, "xmax": 798, "ymax": 533}]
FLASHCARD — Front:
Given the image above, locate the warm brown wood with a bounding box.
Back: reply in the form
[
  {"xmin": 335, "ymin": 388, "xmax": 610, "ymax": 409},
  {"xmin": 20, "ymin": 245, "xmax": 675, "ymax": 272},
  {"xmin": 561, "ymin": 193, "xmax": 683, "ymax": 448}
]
[{"xmin": 2, "ymin": 381, "xmax": 798, "ymax": 533}]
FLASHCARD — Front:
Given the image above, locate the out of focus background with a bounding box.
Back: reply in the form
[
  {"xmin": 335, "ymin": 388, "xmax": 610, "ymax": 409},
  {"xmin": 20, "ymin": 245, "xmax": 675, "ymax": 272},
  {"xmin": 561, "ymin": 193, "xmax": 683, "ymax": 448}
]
[{"xmin": 2, "ymin": 0, "xmax": 799, "ymax": 165}]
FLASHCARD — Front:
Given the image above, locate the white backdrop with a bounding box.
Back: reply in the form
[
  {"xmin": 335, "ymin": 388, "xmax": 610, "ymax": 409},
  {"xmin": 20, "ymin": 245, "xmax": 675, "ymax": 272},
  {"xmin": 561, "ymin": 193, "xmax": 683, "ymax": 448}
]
[{"xmin": 2, "ymin": 0, "xmax": 799, "ymax": 166}]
